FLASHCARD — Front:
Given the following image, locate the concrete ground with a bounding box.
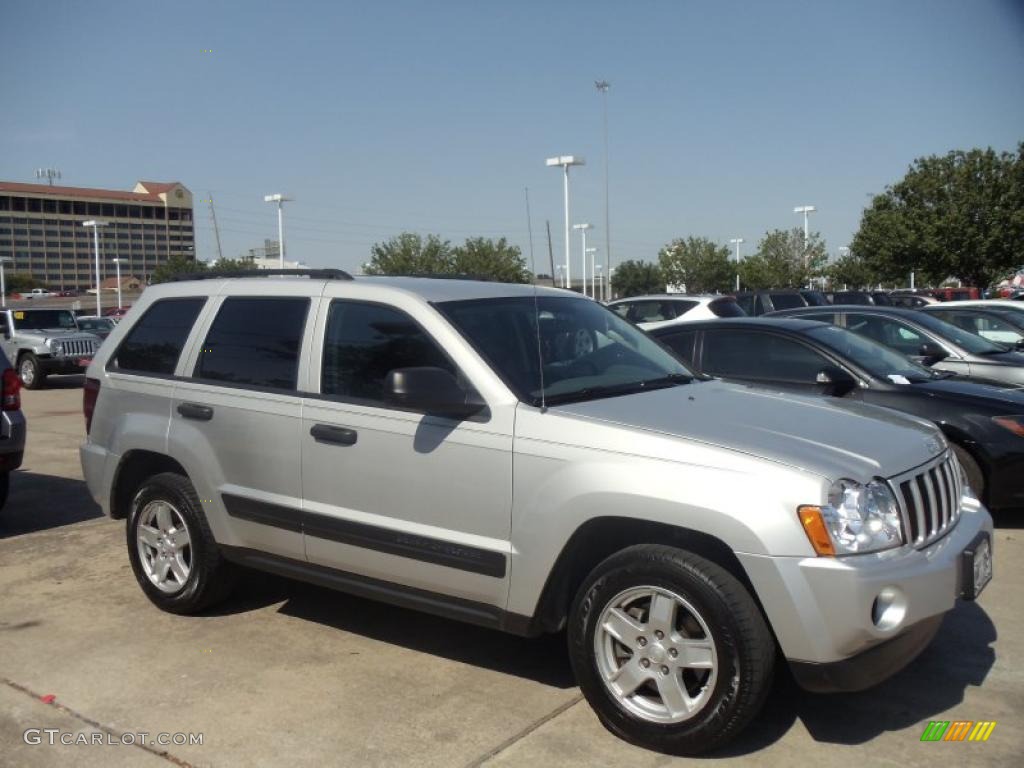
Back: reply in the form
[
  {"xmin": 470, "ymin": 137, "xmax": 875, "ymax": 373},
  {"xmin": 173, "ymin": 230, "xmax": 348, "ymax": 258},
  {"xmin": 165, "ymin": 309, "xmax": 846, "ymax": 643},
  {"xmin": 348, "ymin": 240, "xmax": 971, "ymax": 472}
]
[{"xmin": 1, "ymin": 383, "xmax": 1021, "ymax": 768}]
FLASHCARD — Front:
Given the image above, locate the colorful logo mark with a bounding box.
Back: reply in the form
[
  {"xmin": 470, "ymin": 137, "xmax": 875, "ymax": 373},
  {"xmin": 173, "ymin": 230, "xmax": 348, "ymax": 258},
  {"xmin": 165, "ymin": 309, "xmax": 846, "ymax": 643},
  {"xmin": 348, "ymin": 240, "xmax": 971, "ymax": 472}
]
[{"xmin": 920, "ymin": 720, "xmax": 996, "ymax": 742}]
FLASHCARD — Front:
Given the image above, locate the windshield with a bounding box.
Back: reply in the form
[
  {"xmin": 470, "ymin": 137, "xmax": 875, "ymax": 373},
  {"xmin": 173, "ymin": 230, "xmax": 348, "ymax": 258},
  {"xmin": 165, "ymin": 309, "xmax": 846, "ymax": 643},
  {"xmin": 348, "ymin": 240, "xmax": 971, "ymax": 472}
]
[
  {"xmin": 79, "ymin": 318, "xmax": 114, "ymax": 331},
  {"xmin": 806, "ymin": 325, "xmax": 933, "ymax": 382},
  {"xmin": 13, "ymin": 310, "xmax": 77, "ymax": 331},
  {"xmin": 912, "ymin": 311, "xmax": 1009, "ymax": 354},
  {"xmin": 437, "ymin": 296, "xmax": 693, "ymax": 406}
]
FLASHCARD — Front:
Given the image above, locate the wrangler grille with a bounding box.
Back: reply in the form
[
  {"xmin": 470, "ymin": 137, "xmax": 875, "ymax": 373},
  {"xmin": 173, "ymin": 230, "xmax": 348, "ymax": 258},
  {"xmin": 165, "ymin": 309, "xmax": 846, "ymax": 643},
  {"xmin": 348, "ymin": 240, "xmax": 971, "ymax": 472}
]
[
  {"xmin": 892, "ymin": 452, "xmax": 962, "ymax": 548},
  {"xmin": 59, "ymin": 338, "xmax": 98, "ymax": 358}
]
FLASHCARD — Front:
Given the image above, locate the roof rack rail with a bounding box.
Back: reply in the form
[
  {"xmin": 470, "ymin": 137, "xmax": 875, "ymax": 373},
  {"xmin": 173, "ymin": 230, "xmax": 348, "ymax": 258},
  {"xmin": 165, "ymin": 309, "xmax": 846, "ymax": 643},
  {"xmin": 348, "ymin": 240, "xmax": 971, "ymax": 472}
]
[
  {"xmin": 168, "ymin": 268, "xmax": 353, "ymax": 282},
  {"xmin": 365, "ymin": 273, "xmax": 494, "ymax": 282}
]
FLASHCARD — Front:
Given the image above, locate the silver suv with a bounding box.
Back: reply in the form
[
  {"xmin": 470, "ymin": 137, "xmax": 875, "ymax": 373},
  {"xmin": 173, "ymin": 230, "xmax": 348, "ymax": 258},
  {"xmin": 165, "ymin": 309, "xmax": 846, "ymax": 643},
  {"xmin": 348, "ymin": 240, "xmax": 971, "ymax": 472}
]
[
  {"xmin": 80, "ymin": 271, "xmax": 994, "ymax": 755},
  {"xmin": 1, "ymin": 308, "xmax": 101, "ymax": 389}
]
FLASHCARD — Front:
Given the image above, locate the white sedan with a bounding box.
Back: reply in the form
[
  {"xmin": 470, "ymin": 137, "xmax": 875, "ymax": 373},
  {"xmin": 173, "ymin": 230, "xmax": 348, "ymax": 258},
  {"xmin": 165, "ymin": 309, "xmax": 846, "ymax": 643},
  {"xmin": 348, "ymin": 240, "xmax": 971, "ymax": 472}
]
[{"xmin": 608, "ymin": 294, "xmax": 746, "ymax": 330}]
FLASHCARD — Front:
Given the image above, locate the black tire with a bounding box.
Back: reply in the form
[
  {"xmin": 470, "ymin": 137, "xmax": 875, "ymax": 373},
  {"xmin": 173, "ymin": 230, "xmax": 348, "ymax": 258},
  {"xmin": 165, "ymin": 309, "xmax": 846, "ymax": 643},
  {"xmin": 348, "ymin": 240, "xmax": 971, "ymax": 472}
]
[
  {"xmin": 569, "ymin": 544, "xmax": 775, "ymax": 756},
  {"xmin": 952, "ymin": 444, "xmax": 985, "ymax": 502},
  {"xmin": 18, "ymin": 353, "xmax": 45, "ymax": 390},
  {"xmin": 126, "ymin": 472, "xmax": 235, "ymax": 614},
  {"xmin": 0, "ymin": 472, "xmax": 8, "ymax": 511}
]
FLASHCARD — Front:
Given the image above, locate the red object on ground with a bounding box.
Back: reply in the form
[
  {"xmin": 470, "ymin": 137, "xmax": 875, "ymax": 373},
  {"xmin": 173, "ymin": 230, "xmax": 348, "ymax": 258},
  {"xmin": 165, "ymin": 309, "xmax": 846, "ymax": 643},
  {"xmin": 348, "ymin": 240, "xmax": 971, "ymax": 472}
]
[{"xmin": 40, "ymin": 694, "xmax": 56, "ymax": 704}]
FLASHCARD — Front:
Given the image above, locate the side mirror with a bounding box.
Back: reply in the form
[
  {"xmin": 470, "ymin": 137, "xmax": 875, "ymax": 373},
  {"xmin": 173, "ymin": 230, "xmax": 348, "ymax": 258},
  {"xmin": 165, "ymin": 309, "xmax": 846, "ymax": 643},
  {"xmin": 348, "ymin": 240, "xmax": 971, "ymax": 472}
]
[
  {"xmin": 815, "ymin": 367, "xmax": 857, "ymax": 394},
  {"xmin": 917, "ymin": 342, "xmax": 949, "ymax": 364},
  {"xmin": 384, "ymin": 366, "xmax": 486, "ymax": 420}
]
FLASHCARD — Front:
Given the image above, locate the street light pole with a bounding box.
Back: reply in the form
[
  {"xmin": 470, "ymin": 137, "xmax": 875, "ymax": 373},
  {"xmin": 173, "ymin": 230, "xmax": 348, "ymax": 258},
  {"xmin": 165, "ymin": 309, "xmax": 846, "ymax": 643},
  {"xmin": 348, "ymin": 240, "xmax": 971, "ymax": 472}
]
[
  {"xmin": 793, "ymin": 205, "xmax": 816, "ymax": 245},
  {"xmin": 547, "ymin": 156, "xmax": 585, "ymax": 292},
  {"xmin": 83, "ymin": 220, "xmax": 108, "ymax": 316},
  {"xmin": 586, "ymin": 247, "xmax": 598, "ymax": 298},
  {"xmin": 595, "ymin": 80, "xmax": 611, "ymax": 304},
  {"xmin": 0, "ymin": 256, "xmax": 10, "ymax": 308},
  {"xmin": 264, "ymin": 194, "xmax": 293, "ymax": 268},
  {"xmin": 729, "ymin": 238, "xmax": 744, "ymax": 292},
  {"xmin": 112, "ymin": 258, "xmax": 123, "ymax": 310},
  {"xmin": 573, "ymin": 223, "xmax": 593, "ymax": 297}
]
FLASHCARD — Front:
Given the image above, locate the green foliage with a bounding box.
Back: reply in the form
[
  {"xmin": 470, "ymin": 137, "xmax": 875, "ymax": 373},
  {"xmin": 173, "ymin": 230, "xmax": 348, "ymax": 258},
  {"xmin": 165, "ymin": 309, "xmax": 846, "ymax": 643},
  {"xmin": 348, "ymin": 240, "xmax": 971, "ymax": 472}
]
[
  {"xmin": 366, "ymin": 233, "xmax": 530, "ymax": 283},
  {"xmin": 151, "ymin": 255, "xmax": 207, "ymax": 284},
  {"xmin": 852, "ymin": 144, "xmax": 1024, "ymax": 289},
  {"xmin": 451, "ymin": 237, "xmax": 530, "ymax": 283},
  {"xmin": 826, "ymin": 252, "xmax": 877, "ymax": 289},
  {"xmin": 365, "ymin": 233, "xmax": 453, "ymax": 276},
  {"xmin": 611, "ymin": 260, "xmax": 663, "ymax": 298},
  {"xmin": 738, "ymin": 228, "xmax": 827, "ymax": 289},
  {"xmin": 5, "ymin": 273, "xmax": 45, "ymax": 293},
  {"xmin": 658, "ymin": 237, "xmax": 733, "ymax": 293}
]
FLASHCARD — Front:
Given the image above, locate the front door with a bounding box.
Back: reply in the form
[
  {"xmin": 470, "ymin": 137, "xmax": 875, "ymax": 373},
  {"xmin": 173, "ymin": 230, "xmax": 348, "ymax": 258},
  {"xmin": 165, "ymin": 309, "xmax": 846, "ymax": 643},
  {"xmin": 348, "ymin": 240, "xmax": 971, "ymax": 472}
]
[{"xmin": 301, "ymin": 296, "xmax": 513, "ymax": 608}]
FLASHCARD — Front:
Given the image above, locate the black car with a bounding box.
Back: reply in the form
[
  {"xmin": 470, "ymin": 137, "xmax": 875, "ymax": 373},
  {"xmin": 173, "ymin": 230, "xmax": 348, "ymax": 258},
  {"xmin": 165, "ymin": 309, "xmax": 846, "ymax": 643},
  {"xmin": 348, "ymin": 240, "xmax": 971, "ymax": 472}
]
[
  {"xmin": 651, "ymin": 318, "xmax": 1024, "ymax": 511},
  {"xmin": 732, "ymin": 290, "xmax": 808, "ymax": 316},
  {"xmin": 766, "ymin": 305, "xmax": 1024, "ymax": 386},
  {"xmin": 829, "ymin": 290, "xmax": 894, "ymax": 306}
]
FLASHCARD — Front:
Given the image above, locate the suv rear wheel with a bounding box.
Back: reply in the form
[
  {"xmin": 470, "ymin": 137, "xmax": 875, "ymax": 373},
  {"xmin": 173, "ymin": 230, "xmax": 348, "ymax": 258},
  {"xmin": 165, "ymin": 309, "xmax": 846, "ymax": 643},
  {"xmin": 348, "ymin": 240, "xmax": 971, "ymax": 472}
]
[
  {"xmin": 126, "ymin": 472, "xmax": 235, "ymax": 614},
  {"xmin": 568, "ymin": 544, "xmax": 774, "ymax": 755}
]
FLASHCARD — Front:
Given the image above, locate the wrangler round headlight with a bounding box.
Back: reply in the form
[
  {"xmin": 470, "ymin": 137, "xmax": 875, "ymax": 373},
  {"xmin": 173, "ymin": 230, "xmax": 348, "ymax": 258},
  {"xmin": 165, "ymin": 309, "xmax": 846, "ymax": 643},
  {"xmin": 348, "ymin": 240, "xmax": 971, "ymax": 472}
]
[
  {"xmin": 50, "ymin": 340, "xmax": 65, "ymax": 356},
  {"xmin": 799, "ymin": 479, "xmax": 904, "ymax": 556}
]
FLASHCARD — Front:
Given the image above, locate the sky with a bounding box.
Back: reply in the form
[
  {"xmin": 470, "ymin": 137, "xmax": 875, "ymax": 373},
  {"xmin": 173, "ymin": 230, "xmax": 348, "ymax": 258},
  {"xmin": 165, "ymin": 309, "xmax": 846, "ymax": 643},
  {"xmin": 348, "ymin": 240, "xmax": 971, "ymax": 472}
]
[{"xmin": 1, "ymin": 0, "xmax": 1022, "ymax": 276}]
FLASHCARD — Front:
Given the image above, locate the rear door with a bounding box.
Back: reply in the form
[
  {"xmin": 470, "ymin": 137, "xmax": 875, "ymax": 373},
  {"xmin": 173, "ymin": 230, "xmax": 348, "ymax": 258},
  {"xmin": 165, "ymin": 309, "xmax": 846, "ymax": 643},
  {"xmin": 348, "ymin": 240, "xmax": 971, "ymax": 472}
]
[
  {"xmin": 168, "ymin": 288, "xmax": 316, "ymax": 561},
  {"xmin": 300, "ymin": 292, "xmax": 514, "ymax": 607}
]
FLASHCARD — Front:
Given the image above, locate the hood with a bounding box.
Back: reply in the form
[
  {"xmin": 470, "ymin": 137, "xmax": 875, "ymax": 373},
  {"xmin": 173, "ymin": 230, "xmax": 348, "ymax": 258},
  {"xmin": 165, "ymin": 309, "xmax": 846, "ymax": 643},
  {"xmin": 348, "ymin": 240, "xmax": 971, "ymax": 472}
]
[{"xmin": 550, "ymin": 379, "xmax": 943, "ymax": 481}]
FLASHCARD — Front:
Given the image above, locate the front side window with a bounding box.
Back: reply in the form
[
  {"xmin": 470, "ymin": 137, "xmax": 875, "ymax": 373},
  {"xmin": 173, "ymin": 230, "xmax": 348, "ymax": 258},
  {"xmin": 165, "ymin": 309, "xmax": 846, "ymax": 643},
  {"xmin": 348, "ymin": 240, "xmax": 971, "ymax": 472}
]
[
  {"xmin": 321, "ymin": 301, "xmax": 454, "ymax": 404},
  {"xmin": 703, "ymin": 329, "xmax": 828, "ymax": 382},
  {"xmin": 438, "ymin": 296, "xmax": 691, "ymax": 406},
  {"xmin": 934, "ymin": 311, "xmax": 1024, "ymax": 345},
  {"xmin": 113, "ymin": 298, "xmax": 205, "ymax": 375},
  {"xmin": 845, "ymin": 313, "xmax": 926, "ymax": 357},
  {"xmin": 195, "ymin": 297, "xmax": 308, "ymax": 390},
  {"xmin": 657, "ymin": 329, "xmax": 698, "ymax": 364},
  {"xmin": 767, "ymin": 293, "xmax": 806, "ymax": 311}
]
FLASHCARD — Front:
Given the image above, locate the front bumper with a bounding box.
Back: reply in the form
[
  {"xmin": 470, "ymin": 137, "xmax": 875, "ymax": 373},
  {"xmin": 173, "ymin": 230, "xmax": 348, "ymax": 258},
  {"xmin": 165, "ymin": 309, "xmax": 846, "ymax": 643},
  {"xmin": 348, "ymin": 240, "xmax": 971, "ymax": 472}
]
[
  {"xmin": 737, "ymin": 500, "xmax": 993, "ymax": 682},
  {"xmin": 39, "ymin": 356, "xmax": 93, "ymax": 375}
]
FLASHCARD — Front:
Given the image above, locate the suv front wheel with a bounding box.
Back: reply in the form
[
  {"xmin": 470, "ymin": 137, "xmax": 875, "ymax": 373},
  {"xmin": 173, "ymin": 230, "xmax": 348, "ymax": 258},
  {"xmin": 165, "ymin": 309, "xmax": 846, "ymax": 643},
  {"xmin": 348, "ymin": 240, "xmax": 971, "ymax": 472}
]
[
  {"xmin": 126, "ymin": 472, "xmax": 235, "ymax": 614},
  {"xmin": 18, "ymin": 353, "xmax": 45, "ymax": 390},
  {"xmin": 568, "ymin": 544, "xmax": 775, "ymax": 755}
]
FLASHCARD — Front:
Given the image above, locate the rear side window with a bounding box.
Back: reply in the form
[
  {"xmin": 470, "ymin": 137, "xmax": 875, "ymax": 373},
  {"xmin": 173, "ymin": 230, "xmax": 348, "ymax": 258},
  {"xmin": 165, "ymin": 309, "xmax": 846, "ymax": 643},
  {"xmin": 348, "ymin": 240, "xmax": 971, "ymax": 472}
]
[
  {"xmin": 709, "ymin": 298, "xmax": 745, "ymax": 317},
  {"xmin": 112, "ymin": 298, "xmax": 205, "ymax": 375},
  {"xmin": 321, "ymin": 301, "xmax": 454, "ymax": 404},
  {"xmin": 194, "ymin": 297, "xmax": 309, "ymax": 390},
  {"xmin": 733, "ymin": 295, "xmax": 754, "ymax": 315}
]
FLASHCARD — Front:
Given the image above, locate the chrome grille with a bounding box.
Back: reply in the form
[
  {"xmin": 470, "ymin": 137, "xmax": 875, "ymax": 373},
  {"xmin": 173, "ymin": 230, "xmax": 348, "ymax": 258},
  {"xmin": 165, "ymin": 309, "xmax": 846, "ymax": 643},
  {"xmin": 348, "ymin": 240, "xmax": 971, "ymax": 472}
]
[
  {"xmin": 892, "ymin": 452, "xmax": 962, "ymax": 548},
  {"xmin": 60, "ymin": 338, "xmax": 98, "ymax": 358}
]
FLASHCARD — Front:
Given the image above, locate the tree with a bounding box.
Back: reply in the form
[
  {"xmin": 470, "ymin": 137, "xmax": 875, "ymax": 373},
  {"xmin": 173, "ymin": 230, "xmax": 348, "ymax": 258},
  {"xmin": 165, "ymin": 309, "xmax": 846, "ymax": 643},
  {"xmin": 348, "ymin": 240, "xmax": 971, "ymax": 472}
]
[
  {"xmin": 738, "ymin": 228, "xmax": 827, "ymax": 289},
  {"xmin": 658, "ymin": 237, "xmax": 734, "ymax": 293},
  {"xmin": 827, "ymin": 252, "xmax": 877, "ymax": 289},
  {"xmin": 451, "ymin": 237, "xmax": 530, "ymax": 283},
  {"xmin": 852, "ymin": 144, "xmax": 1024, "ymax": 289},
  {"xmin": 365, "ymin": 233, "xmax": 452, "ymax": 276},
  {"xmin": 5, "ymin": 273, "xmax": 45, "ymax": 293},
  {"xmin": 151, "ymin": 255, "xmax": 207, "ymax": 284},
  {"xmin": 611, "ymin": 260, "xmax": 663, "ymax": 298}
]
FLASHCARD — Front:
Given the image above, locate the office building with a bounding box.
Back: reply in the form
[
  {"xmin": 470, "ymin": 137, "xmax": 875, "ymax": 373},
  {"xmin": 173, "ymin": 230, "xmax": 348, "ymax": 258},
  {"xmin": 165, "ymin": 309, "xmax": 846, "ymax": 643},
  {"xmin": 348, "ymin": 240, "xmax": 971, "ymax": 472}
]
[{"xmin": 0, "ymin": 180, "xmax": 195, "ymax": 289}]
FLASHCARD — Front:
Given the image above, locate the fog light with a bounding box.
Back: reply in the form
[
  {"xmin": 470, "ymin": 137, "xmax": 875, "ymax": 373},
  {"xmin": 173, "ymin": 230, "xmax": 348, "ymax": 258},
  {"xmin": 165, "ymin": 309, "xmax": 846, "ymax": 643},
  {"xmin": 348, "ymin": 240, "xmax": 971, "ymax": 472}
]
[{"xmin": 871, "ymin": 587, "xmax": 907, "ymax": 631}]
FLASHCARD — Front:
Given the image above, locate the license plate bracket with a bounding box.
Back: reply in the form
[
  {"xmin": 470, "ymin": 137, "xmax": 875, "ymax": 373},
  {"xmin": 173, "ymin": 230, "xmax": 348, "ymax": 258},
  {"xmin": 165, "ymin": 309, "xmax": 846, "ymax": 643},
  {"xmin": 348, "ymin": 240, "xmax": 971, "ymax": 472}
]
[{"xmin": 960, "ymin": 532, "xmax": 992, "ymax": 601}]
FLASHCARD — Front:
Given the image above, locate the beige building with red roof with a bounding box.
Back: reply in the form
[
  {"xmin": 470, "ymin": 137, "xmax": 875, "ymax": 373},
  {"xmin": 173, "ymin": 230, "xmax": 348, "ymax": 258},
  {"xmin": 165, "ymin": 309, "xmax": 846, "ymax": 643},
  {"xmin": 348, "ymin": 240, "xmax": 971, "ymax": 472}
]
[{"xmin": 0, "ymin": 180, "xmax": 195, "ymax": 290}]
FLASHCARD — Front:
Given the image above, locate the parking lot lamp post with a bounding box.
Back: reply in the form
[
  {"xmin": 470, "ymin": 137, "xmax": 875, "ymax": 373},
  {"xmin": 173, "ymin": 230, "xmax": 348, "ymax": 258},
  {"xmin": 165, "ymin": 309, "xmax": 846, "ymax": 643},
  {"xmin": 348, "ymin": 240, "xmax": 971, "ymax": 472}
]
[
  {"xmin": 729, "ymin": 238, "xmax": 744, "ymax": 292},
  {"xmin": 112, "ymin": 258, "xmax": 123, "ymax": 310},
  {"xmin": 264, "ymin": 194, "xmax": 292, "ymax": 268},
  {"xmin": 586, "ymin": 247, "xmax": 598, "ymax": 298},
  {"xmin": 0, "ymin": 256, "xmax": 10, "ymax": 308},
  {"xmin": 547, "ymin": 156, "xmax": 585, "ymax": 292},
  {"xmin": 595, "ymin": 264, "xmax": 604, "ymax": 302},
  {"xmin": 573, "ymin": 223, "xmax": 593, "ymax": 297},
  {"xmin": 83, "ymin": 220, "xmax": 108, "ymax": 316}
]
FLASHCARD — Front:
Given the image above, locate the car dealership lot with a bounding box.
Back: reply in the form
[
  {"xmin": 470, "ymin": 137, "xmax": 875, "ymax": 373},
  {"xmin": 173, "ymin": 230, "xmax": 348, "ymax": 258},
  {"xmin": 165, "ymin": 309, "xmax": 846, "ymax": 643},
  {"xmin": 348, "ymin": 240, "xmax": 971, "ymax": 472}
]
[{"xmin": 2, "ymin": 385, "xmax": 1022, "ymax": 768}]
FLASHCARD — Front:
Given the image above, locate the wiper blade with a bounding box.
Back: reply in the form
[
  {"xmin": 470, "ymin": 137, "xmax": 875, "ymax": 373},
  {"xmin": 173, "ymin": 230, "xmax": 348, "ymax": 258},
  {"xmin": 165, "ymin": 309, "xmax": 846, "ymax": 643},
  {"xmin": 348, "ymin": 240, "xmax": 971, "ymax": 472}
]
[{"xmin": 545, "ymin": 374, "xmax": 692, "ymax": 405}]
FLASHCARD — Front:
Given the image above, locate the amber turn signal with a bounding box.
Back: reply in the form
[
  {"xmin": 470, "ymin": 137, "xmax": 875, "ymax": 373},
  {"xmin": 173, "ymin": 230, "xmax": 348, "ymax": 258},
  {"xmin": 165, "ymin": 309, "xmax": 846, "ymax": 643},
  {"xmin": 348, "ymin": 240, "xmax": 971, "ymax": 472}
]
[{"xmin": 798, "ymin": 506, "xmax": 836, "ymax": 556}]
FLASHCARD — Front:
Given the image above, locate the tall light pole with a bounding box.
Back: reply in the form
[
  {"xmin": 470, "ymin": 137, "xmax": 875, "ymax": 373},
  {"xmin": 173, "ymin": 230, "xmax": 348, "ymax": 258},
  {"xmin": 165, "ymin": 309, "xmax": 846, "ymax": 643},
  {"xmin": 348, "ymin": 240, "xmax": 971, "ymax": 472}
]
[
  {"xmin": 546, "ymin": 156, "xmax": 585, "ymax": 292},
  {"xmin": 0, "ymin": 256, "xmax": 11, "ymax": 308},
  {"xmin": 729, "ymin": 237, "xmax": 745, "ymax": 292},
  {"xmin": 112, "ymin": 258, "xmax": 123, "ymax": 310},
  {"xmin": 595, "ymin": 264, "xmax": 604, "ymax": 302},
  {"xmin": 793, "ymin": 205, "xmax": 816, "ymax": 245},
  {"xmin": 595, "ymin": 80, "xmax": 611, "ymax": 303},
  {"xmin": 573, "ymin": 223, "xmax": 593, "ymax": 297},
  {"xmin": 83, "ymin": 220, "xmax": 108, "ymax": 316},
  {"xmin": 263, "ymin": 193, "xmax": 292, "ymax": 268},
  {"xmin": 586, "ymin": 246, "xmax": 598, "ymax": 298}
]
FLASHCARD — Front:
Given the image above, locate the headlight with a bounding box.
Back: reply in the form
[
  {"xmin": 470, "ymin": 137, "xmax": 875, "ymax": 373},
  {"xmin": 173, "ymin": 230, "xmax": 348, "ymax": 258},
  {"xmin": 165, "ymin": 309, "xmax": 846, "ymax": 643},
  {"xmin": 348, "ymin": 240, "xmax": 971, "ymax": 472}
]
[
  {"xmin": 992, "ymin": 415, "xmax": 1024, "ymax": 437},
  {"xmin": 798, "ymin": 479, "xmax": 904, "ymax": 556},
  {"xmin": 49, "ymin": 340, "xmax": 65, "ymax": 356}
]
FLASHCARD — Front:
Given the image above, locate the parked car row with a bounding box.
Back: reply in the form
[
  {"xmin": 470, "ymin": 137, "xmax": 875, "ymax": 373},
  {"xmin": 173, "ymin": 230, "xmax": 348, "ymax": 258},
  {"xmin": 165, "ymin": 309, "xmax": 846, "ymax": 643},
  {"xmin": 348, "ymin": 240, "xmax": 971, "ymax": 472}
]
[{"xmin": 77, "ymin": 271, "xmax": 994, "ymax": 756}]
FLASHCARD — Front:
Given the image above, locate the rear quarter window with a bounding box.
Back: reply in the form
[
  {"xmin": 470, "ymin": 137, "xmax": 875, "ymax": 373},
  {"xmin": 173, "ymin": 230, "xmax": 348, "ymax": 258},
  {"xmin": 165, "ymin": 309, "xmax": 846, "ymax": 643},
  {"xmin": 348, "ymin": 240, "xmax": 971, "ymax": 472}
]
[
  {"xmin": 112, "ymin": 298, "xmax": 206, "ymax": 375},
  {"xmin": 709, "ymin": 298, "xmax": 746, "ymax": 317}
]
